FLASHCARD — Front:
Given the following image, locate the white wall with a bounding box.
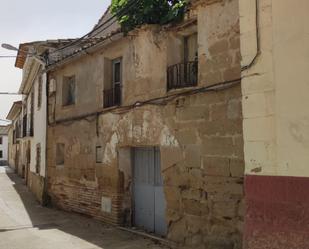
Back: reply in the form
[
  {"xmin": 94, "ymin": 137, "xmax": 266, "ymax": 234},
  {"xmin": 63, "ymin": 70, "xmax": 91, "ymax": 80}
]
[
  {"xmin": 29, "ymin": 73, "xmax": 47, "ymax": 177},
  {"xmin": 0, "ymin": 135, "xmax": 9, "ymax": 162},
  {"xmin": 240, "ymin": 0, "xmax": 309, "ymax": 177}
]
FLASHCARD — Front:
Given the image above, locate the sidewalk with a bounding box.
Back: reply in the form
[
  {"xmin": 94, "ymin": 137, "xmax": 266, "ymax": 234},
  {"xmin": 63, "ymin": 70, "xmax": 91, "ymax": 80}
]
[{"xmin": 0, "ymin": 169, "xmax": 169, "ymax": 249}]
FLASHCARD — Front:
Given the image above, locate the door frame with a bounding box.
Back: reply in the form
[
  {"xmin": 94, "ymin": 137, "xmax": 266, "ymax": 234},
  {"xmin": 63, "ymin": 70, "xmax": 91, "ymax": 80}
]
[{"xmin": 130, "ymin": 146, "xmax": 167, "ymax": 236}]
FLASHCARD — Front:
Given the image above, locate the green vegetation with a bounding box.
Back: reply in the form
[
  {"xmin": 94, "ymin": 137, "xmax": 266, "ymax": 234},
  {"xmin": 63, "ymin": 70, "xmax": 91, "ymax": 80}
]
[{"xmin": 111, "ymin": 0, "xmax": 188, "ymax": 32}]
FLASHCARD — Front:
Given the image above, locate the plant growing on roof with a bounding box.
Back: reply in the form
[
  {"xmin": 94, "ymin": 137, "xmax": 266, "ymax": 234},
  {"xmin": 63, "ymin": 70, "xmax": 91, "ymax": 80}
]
[{"xmin": 111, "ymin": 0, "xmax": 188, "ymax": 32}]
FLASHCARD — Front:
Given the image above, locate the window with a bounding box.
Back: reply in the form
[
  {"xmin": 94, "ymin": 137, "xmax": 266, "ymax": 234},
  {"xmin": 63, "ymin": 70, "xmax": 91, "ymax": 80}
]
[
  {"xmin": 0, "ymin": 151, "xmax": 2, "ymax": 158},
  {"xmin": 184, "ymin": 33, "xmax": 198, "ymax": 63},
  {"xmin": 167, "ymin": 32, "xmax": 198, "ymax": 90},
  {"xmin": 36, "ymin": 143, "xmax": 41, "ymax": 174},
  {"xmin": 0, "ymin": 136, "xmax": 2, "ymax": 144},
  {"xmin": 103, "ymin": 58, "xmax": 122, "ymax": 108},
  {"xmin": 96, "ymin": 146, "xmax": 103, "ymax": 163},
  {"xmin": 62, "ymin": 75, "xmax": 76, "ymax": 106},
  {"xmin": 29, "ymin": 91, "xmax": 34, "ymax": 137},
  {"xmin": 37, "ymin": 75, "xmax": 43, "ymax": 108},
  {"xmin": 56, "ymin": 143, "xmax": 65, "ymax": 165}
]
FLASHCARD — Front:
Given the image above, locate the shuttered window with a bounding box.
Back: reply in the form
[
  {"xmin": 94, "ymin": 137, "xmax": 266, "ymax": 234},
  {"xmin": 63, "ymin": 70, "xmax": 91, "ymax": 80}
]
[
  {"xmin": 36, "ymin": 143, "xmax": 41, "ymax": 174},
  {"xmin": 38, "ymin": 75, "xmax": 43, "ymax": 108}
]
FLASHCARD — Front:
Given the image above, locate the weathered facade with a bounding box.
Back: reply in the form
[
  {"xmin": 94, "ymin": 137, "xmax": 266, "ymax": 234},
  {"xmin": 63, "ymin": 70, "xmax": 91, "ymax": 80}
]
[
  {"xmin": 6, "ymin": 101, "xmax": 22, "ymax": 173},
  {"xmin": 47, "ymin": 1, "xmax": 244, "ymax": 248},
  {"xmin": 7, "ymin": 42, "xmax": 60, "ymax": 203},
  {"xmin": 0, "ymin": 125, "xmax": 9, "ymax": 166}
]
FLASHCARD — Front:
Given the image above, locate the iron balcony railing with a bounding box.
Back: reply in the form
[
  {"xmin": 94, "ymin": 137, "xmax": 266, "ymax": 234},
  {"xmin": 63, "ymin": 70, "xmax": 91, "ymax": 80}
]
[
  {"xmin": 167, "ymin": 60, "xmax": 198, "ymax": 91},
  {"xmin": 103, "ymin": 85, "xmax": 121, "ymax": 108}
]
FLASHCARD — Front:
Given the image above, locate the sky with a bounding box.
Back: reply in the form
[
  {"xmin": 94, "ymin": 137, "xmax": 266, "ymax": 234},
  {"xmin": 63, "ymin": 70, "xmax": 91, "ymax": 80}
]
[{"xmin": 0, "ymin": 0, "xmax": 110, "ymax": 125}]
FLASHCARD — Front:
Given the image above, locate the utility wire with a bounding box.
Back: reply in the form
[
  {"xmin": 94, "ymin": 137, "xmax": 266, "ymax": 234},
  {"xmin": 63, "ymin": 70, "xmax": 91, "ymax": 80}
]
[
  {"xmin": 0, "ymin": 56, "xmax": 18, "ymax": 58},
  {"xmin": 0, "ymin": 92, "xmax": 20, "ymax": 95},
  {"xmin": 241, "ymin": 0, "xmax": 260, "ymax": 71},
  {"xmin": 50, "ymin": 0, "xmax": 140, "ymax": 55},
  {"xmin": 51, "ymin": 78, "xmax": 241, "ymax": 126}
]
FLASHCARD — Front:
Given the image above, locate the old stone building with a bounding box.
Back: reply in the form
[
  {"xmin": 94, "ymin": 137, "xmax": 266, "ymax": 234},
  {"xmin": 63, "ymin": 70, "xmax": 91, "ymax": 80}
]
[
  {"xmin": 6, "ymin": 101, "xmax": 22, "ymax": 173},
  {"xmin": 46, "ymin": 0, "xmax": 244, "ymax": 248}
]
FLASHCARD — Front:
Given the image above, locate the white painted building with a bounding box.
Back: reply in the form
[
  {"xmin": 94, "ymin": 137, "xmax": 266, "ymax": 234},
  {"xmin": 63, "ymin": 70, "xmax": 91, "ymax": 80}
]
[
  {"xmin": 14, "ymin": 42, "xmax": 49, "ymax": 202},
  {"xmin": 0, "ymin": 126, "xmax": 9, "ymax": 165}
]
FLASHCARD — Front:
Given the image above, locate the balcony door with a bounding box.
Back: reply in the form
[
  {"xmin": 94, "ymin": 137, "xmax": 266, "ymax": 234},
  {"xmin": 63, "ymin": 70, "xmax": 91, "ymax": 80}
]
[
  {"xmin": 184, "ymin": 33, "xmax": 198, "ymax": 63},
  {"xmin": 112, "ymin": 58, "xmax": 122, "ymax": 106}
]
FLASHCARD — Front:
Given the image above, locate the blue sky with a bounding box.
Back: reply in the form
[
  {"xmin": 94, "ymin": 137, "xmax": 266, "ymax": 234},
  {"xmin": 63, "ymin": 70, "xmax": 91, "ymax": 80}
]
[{"xmin": 0, "ymin": 0, "xmax": 110, "ymax": 125}]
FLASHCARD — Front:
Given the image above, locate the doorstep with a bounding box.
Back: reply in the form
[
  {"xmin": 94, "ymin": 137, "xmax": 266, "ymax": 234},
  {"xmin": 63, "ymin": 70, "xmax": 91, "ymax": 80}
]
[{"xmin": 117, "ymin": 226, "xmax": 177, "ymax": 248}]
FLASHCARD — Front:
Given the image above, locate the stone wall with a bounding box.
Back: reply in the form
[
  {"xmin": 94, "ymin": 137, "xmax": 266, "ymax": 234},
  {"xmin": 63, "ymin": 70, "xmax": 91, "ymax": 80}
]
[
  {"xmin": 48, "ymin": 86, "xmax": 244, "ymax": 248},
  {"xmin": 47, "ymin": 0, "xmax": 244, "ymax": 248},
  {"xmin": 28, "ymin": 171, "xmax": 45, "ymax": 204}
]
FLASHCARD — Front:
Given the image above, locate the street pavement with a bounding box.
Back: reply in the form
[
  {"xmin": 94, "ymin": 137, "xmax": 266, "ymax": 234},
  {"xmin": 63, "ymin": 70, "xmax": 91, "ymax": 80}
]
[{"xmin": 0, "ymin": 166, "xmax": 169, "ymax": 249}]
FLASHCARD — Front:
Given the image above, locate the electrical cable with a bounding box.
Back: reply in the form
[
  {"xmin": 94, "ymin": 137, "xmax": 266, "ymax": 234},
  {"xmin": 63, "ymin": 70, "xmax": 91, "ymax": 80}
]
[
  {"xmin": 0, "ymin": 56, "xmax": 18, "ymax": 58},
  {"xmin": 51, "ymin": 77, "xmax": 241, "ymax": 126},
  {"xmin": 0, "ymin": 92, "xmax": 20, "ymax": 95},
  {"xmin": 241, "ymin": 0, "xmax": 260, "ymax": 71},
  {"xmin": 49, "ymin": 0, "xmax": 140, "ymax": 55}
]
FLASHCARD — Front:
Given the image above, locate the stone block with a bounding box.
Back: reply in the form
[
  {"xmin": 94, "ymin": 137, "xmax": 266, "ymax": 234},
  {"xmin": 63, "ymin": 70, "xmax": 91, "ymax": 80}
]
[
  {"xmin": 168, "ymin": 218, "xmax": 187, "ymax": 243},
  {"xmin": 184, "ymin": 145, "xmax": 202, "ymax": 168},
  {"xmin": 227, "ymin": 99, "xmax": 242, "ymax": 120},
  {"xmin": 176, "ymin": 129, "xmax": 198, "ymax": 145},
  {"xmin": 185, "ymin": 215, "xmax": 208, "ymax": 234},
  {"xmin": 163, "ymin": 164, "xmax": 189, "ymax": 188},
  {"xmin": 233, "ymin": 135, "xmax": 244, "ymax": 158},
  {"xmin": 204, "ymin": 176, "xmax": 244, "ymax": 196},
  {"xmin": 230, "ymin": 158, "xmax": 245, "ymax": 177},
  {"xmin": 176, "ymin": 106, "xmax": 209, "ymax": 121},
  {"xmin": 212, "ymin": 200, "xmax": 238, "ymax": 219},
  {"xmin": 181, "ymin": 188, "xmax": 207, "ymax": 201},
  {"xmin": 185, "ymin": 233, "xmax": 203, "ymax": 246},
  {"xmin": 161, "ymin": 147, "xmax": 183, "ymax": 170},
  {"xmin": 188, "ymin": 168, "xmax": 205, "ymax": 189},
  {"xmin": 210, "ymin": 103, "xmax": 228, "ymax": 121},
  {"xmin": 166, "ymin": 208, "xmax": 182, "ymax": 223},
  {"xmin": 198, "ymin": 118, "xmax": 242, "ymax": 137},
  {"xmin": 183, "ymin": 199, "xmax": 209, "ymax": 216},
  {"xmin": 203, "ymin": 71, "xmax": 223, "ymax": 86},
  {"xmin": 209, "ymin": 40, "xmax": 229, "ymax": 55},
  {"xmin": 202, "ymin": 136, "xmax": 234, "ymax": 157},
  {"xmin": 164, "ymin": 186, "xmax": 181, "ymax": 201},
  {"xmin": 202, "ymin": 156, "xmax": 230, "ymax": 177}
]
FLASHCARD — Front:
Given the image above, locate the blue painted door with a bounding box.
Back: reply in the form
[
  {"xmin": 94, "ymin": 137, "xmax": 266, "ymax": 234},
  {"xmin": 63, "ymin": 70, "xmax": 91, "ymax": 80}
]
[{"xmin": 133, "ymin": 147, "xmax": 167, "ymax": 236}]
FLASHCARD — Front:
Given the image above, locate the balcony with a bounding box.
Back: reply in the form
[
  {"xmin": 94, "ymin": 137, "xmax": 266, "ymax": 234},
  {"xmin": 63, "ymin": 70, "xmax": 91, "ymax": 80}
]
[
  {"xmin": 167, "ymin": 61, "xmax": 198, "ymax": 91},
  {"xmin": 103, "ymin": 85, "xmax": 121, "ymax": 108}
]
